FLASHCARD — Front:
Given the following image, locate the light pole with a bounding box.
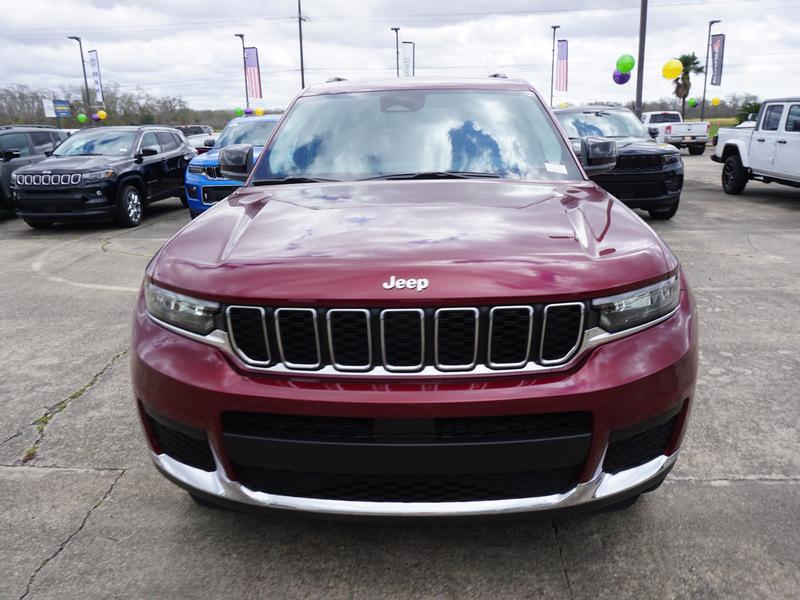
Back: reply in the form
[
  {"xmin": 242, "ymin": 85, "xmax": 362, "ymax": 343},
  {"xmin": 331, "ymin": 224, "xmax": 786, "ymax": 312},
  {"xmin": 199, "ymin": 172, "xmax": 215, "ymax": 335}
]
[
  {"xmin": 549, "ymin": 25, "xmax": 560, "ymax": 107},
  {"xmin": 390, "ymin": 27, "xmax": 400, "ymax": 77},
  {"xmin": 297, "ymin": 0, "xmax": 306, "ymax": 88},
  {"xmin": 402, "ymin": 40, "xmax": 415, "ymax": 76},
  {"xmin": 67, "ymin": 36, "xmax": 92, "ymax": 115},
  {"xmin": 234, "ymin": 34, "xmax": 249, "ymax": 108},
  {"xmin": 701, "ymin": 19, "xmax": 721, "ymax": 120},
  {"xmin": 634, "ymin": 0, "xmax": 648, "ymax": 118}
]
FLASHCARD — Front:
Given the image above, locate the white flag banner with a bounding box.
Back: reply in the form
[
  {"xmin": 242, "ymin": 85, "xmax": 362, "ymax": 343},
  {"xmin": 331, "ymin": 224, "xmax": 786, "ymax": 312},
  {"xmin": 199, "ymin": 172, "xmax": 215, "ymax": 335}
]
[
  {"xmin": 88, "ymin": 49, "xmax": 104, "ymax": 105},
  {"xmin": 400, "ymin": 43, "xmax": 414, "ymax": 77}
]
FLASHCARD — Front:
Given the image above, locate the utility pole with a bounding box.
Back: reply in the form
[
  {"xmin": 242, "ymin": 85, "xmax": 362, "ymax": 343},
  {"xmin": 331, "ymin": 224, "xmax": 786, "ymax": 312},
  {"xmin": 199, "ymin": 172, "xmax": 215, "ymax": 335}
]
[
  {"xmin": 701, "ymin": 19, "xmax": 721, "ymax": 120},
  {"xmin": 549, "ymin": 25, "xmax": 560, "ymax": 107},
  {"xmin": 234, "ymin": 34, "xmax": 249, "ymax": 108},
  {"xmin": 390, "ymin": 27, "xmax": 400, "ymax": 77},
  {"xmin": 297, "ymin": 0, "xmax": 306, "ymax": 88},
  {"xmin": 634, "ymin": 0, "xmax": 648, "ymax": 118},
  {"xmin": 67, "ymin": 36, "xmax": 92, "ymax": 115}
]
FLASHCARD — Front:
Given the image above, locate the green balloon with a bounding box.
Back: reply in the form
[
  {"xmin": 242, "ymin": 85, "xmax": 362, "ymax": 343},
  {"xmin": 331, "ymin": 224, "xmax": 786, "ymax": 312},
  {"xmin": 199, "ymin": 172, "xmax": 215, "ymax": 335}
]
[
  {"xmin": 616, "ymin": 54, "xmax": 635, "ymax": 74},
  {"xmin": 234, "ymin": 107, "xmax": 245, "ymax": 116},
  {"xmin": 76, "ymin": 113, "xmax": 88, "ymax": 123},
  {"xmin": 687, "ymin": 98, "xmax": 698, "ymax": 108}
]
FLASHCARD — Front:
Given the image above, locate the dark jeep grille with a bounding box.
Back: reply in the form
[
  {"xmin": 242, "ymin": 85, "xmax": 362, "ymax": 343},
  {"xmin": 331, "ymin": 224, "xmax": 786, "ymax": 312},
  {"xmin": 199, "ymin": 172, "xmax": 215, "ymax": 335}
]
[
  {"xmin": 489, "ymin": 307, "xmax": 533, "ymax": 366},
  {"xmin": 541, "ymin": 304, "xmax": 584, "ymax": 363},
  {"xmin": 603, "ymin": 415, "xmax": 678, "ymax": 474},
  {"xmin": 328, "ymin": 310, "xmax": 371, "ymax": 368},
  {"xmin": 276, "ymin": 309, "xmax": 320, "ymax": 367},
  {"xmin": 435, "ymin": 309, "xmax": 478, "ymax": 367},
  {"xmin": 382, "ymin": 310, "xmax": 423, "ymax": 368},
  {"xmin": 227, "ymin": 307, "xmax": 269, "ymax": 363},
  {"xmin": 615, "ymin": 154, "xmax": 662, "ymax": 171}
]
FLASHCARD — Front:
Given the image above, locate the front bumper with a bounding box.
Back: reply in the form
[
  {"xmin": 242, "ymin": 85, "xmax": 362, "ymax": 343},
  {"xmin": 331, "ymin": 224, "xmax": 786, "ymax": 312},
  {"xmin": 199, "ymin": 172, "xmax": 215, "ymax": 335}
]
[
  {"xmin": 593, "ymin": 163, "xmax": 683, "ymax": 209},
  {"xmin": 664, "ymin": 136, "xmax": 708, "ymax": 146},
  {"xmin": 12, "ymin": 182, "xmax": 117, "ymax": 221},
  {"xmin": 132, "ymin": 283, "xmax": 697, "ymax": 516},
  {"xmin": 184, "ymin": 172, "xmax": 239, "ymax": 213}
]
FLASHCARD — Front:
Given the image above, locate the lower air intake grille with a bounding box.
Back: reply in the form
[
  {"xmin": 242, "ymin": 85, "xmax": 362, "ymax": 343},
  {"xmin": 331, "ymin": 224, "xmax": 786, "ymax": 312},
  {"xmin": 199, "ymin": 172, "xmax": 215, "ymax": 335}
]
[
  {"xmin": 148, "ymin": 416, "xmax": 215, "ymax": 472},
  {"xmin": 603, "ymin": 415, "xmax": 678, "ymax": 474}
]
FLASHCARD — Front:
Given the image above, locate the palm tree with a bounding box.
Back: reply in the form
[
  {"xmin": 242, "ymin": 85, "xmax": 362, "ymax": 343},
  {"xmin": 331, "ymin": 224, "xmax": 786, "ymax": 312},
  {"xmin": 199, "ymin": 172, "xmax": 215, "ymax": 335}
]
[
  {"xmin": 672, "ymin": 52, "xmax": 704, "ymax": 118},
  {"xmin": 737, "ymin": 101, "xmax": 761, "ymax": 124}
]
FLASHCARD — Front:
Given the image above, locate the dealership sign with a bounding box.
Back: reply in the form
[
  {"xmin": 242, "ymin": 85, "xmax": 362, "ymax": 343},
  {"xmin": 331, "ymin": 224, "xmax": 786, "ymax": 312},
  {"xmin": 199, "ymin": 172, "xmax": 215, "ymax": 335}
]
[
  {"xmin": 88, "ymin": 49, "xmax": 105, "ymax": 105},
  {"xmin": 710, "ymin": 33, "xmax": 725, "ymax": 86}
]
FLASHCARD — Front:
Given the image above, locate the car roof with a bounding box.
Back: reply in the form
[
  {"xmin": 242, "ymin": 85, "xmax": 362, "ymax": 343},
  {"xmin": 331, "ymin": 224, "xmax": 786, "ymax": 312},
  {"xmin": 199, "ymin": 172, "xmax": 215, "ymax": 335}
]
[
  {"xmin": 763, "ymin": 97, "xmax": 800, "ymax": 103},
  {"xmin": 301, "ymin": 77, "xmax": 533, "ymax": 97},
  {"xmin": 69, "ymin": 125, "xmax": 181, "ymax": 133},
  {"xmin": 228, "ymin": 114, "xmax": 281, "ymax": 123},
  {"xmin": 553, "ymin": 105, "xmax": 630, "ymax": 113},
  {"xmin": 0, "ymin": 124, "xmax": 59, "ymax": 132}
]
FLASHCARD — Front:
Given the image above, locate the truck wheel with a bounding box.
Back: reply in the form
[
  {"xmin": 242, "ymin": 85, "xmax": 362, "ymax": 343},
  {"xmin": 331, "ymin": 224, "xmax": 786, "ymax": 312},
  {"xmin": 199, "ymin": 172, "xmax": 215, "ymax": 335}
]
[
  {"xmin": 688, "ymin": 144, "xmax": 706, "ymax": 155},
  {"xmin": 648, "ymin": 198, "xmax": 680, "ymax": 220},
  {"xmin": 179, "ymin": 191, "xmax": 189, "ymax": 208},
  {"xmin": 722, "ymin": 155, "xmax": 748, "ymax": 195},
  {"xmin": 115, "ymin": 183, "xmax": 143, "ymax": 227}
]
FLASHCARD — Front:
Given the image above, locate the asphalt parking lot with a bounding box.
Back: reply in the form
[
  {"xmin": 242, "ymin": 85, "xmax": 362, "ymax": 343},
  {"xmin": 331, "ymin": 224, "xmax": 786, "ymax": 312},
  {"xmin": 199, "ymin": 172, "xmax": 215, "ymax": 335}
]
[{"xmin": 2, "ymin": 153, "xmax": 799, "ymax": 599}]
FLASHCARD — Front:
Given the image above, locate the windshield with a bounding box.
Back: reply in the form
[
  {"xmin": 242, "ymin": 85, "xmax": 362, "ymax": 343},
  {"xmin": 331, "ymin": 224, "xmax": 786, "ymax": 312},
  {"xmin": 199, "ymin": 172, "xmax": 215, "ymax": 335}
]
[
  {"xmin": 215, "ymin": 119, "xmax": 276, "ymax": 149},
  {"xmin": 252, "ymin": 90, "xmax": 581, "ymax": 182},
  {"xmin": 556, "ymin": 110, "xmax": 647, "ymax": 139},
  {"xmin": 648, "ymin": 113, "xmax": 681, "ymax": 124},
  {"xmin": 52, "ymin": 129, "xmax": 138, "ymax": 156}
]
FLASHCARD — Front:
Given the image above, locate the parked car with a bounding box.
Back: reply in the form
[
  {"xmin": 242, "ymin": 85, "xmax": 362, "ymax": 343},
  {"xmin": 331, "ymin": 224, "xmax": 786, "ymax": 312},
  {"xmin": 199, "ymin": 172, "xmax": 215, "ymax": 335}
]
[
  {"xmin": 184, "ymin": 114, "xmax": 278, "ymax": 218},
  {"xmin": 0, "ymin": 125, "xmax": 67, "ymax": 214},
  {"xmin": 712, "ymin": 97, "xmax": 800, "ymax": 194},
  {"xmin": 641, "ymin": 111, "xmax": 709, "ymax": 154},
  {"xmin": 175, "ymin": 124, "xmax": 213, "ymax": 137},
  {"xmin": 186, "ymin": 132, "xmax": 218, "ymax": 155},
  {"xmin": 11, "ymin": 125, "xmax": 195, "ymax": 228},
  {"xmin": 133, "ymin": 77, "xmax": 697, "ymax": 517},
  {"xmin": 555, "ymin": 106, "xmax": 684, "ymax": 219}
]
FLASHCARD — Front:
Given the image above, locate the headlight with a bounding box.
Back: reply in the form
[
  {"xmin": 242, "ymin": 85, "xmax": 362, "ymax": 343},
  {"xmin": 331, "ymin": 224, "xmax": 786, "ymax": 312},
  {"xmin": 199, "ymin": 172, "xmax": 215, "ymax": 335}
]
[
  {"xmin": 144, "ymin": 280, "xmax": 220, "ymax": 335},
  {"xmin": 663, "ymin": 153, "xmax": 681, "ymax": 164},
  {"xmin": 187, "ymin": 165, "xmax": 204, "ymax": 174},
  {"xmin": 82, "ymin": 169, "xmax": 115, "ymax": 182},
  {"xmin": 592, "ymin": 274, "xmax": 680, "ymax": 333}
]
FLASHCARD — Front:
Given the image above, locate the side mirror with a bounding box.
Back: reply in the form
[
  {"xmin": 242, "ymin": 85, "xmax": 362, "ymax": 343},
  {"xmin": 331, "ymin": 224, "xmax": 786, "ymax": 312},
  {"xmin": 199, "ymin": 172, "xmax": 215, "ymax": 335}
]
[
  {"xmin": 203, "ymin": 137, "xmax": 215, "ymax": 148},
  {"xmin": 137, "ymin": 147, "xmax": 158, "ymax": 158},
  {"xmin": 648, "ymin": 127, "xmax": 659, "ymax": 139},
  {"xmin": 1, "ymin": 149, "xmax": 22, "ymax": 161},
  {"xmin": 219, "ymin": 144, "xmax": 254, "ymax": 182},
  {"xmin": 581, "ymin": 136, "xmax": 617, "ymax": 178},
  {"xmin": 746, "ymin": 112, "xmax": 757, "ymax": 122}
]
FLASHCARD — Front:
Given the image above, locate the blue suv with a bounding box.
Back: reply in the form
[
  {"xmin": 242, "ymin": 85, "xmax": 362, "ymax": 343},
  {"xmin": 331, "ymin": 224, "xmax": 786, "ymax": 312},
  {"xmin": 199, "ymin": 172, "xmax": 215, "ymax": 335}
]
[{"xmin": 184, "ymin": 114, "xmax": 279, "ymax": 218}]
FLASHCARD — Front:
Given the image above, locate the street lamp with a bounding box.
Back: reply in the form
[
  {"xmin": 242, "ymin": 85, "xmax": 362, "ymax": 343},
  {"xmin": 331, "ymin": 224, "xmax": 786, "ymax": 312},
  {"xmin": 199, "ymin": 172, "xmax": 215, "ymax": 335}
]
[
  {"xmin": 390, "ymin": 27, "xmax": 400, "ymax": 77},
  {"xmin": 67, "ymin": 36, "xmax": 92, "ymax": 115},
  {"xmin": 233, "ymin": 34, "xmax": 249, "ymax": 109},
  {"xmin": 701, "ymin": 19, "xmax": 721, "ymax": 120},
  {"xmin": 634, "ymin": 0, "xmax": 648, "ymax": 118},
  {"xmin": 549, "ymin": 25, "xmax": 561, "ymax": 107},
  {"xmin": 402, "ymin": 40, "xmax": 415, "ymax": 76}
]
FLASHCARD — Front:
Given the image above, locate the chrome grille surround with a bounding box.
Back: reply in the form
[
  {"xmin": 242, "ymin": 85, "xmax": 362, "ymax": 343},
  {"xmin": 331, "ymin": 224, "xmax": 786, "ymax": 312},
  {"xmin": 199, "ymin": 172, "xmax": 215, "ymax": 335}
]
[
  {"xmin": 226, "ymin": 306, "xmax": 270, "ymax": 366},
  {"xmin": 487, "ymin": 306, "xmax": 534, "ymax": 369},
  {"xmin": 326, "ymin": 308, "xmax": 373, "ymax": 372},
  {"xmin": 17, "ymin": 173, "xmax": 83, "ymax": 186},
  {"xmin": 434, "ymin": 307, "xmax": 480, "ymax": 371},
  {"xmin": 539, "ymin": 302, "xmax": 585, "ymax": 365},
  {"xmin": 380, "ymin": 308, "xmax": 425, "ymax": 372},
  {"xmin": 274, "ymin": 308, "xmax": 322, "ymax": 369}
]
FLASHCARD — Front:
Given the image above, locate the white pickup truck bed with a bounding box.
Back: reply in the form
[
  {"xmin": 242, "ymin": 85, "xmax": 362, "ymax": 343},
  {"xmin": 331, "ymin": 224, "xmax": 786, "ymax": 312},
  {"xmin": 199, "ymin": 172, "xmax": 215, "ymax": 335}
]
[{"xmin": 641, "ymin": 111, "xmax": 709, "ymax": 154}]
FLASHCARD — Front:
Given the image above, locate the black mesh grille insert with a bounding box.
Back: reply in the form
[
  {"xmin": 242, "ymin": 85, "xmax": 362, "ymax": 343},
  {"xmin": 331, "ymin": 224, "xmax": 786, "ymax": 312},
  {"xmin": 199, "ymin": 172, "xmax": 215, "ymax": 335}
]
[
  {"xmin": 541, "ymin": 305, "xmax": 583, "ymax": 362},
  {"xmin": 615, "ymin": 154, "xmax": 662, "ymax": 171},
  {"xmin": 435, "ymin": 412, "xmax": 592, "ymax": 440},
  {"xmin": 603, "ymin": 415, "xmax": 678, "ymax": 474},
  {"xmin": 148, "ymin": 417, "xmax": 215, "ymax": 472},
  {"xmin": 235, "ymin": 465, "xmax": 581, "ymax": 502},
  {"xmin": 228, "ymin": 307, "xmax": 269, "ymax": 363},
  {"xmin": 276, "ymin": 309, "xmax": 319, "ymax": 366},
  {"xmin": 223, "ymin": 412, "xmax": 375, "ymax": 440},
  {"xmin": 489, "ymin": 308, "xmax": 532, "ymax": 366},
  {"xmin": 436, "ymin": 310, "xmax": 477, "ymax": 367},
  {"xmin": 382, "ymin": 310, "xmax": 423, "ymax": 368},
  {"xmin": 328, "ymin": 311, "xmax": 371, "ymax": 367}
]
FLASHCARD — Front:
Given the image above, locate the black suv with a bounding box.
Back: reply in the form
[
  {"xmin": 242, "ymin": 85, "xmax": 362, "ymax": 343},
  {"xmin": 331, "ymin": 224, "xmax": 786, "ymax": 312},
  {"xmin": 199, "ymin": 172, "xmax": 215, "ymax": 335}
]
[
  {"xmin": 11, "ymin": 125, "xmax": 196, "ymax": 228},
  {"xmin": 554, "ymin": 106, "xmax": 684, "ymax": 220},
  {"xmin": 0, "ymin": 125, "xmax": 68, "ymax": 214}
]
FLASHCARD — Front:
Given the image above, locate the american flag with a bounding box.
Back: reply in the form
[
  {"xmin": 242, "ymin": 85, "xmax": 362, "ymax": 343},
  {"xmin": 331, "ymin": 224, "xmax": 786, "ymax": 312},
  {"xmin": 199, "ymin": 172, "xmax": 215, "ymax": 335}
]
[
  {"xmin": 244, "ymin": 46, "xmax": 262, "ymax": 99},
  {"xmin": 555, "ymin": 39, "xmax": 568, "ymax": 92}
]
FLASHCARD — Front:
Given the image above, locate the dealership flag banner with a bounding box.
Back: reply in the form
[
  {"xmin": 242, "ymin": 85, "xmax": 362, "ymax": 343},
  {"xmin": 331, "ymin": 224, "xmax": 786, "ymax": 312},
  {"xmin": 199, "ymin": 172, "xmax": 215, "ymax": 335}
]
[
  {"xmin": 710, "ymin": 33, "xmax": 725, "ymax": 86},
  {"xmin": 556, "ymin": 39, "xmax": 568, "ymax": 92},
  {"xmin": 88, "ymin": 49, "xmax": 104, "ymax": 105},
  {"xmin": 244, "ymin": 46, "xmax": 263, "ymax": 99}
]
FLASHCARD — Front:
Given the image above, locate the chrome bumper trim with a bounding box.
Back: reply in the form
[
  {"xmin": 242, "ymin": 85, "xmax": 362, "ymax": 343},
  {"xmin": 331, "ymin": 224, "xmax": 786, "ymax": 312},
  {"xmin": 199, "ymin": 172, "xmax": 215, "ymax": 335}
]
[{"xmin": 152, "ymin": 448, "xmax": 678, "ymax": 517}]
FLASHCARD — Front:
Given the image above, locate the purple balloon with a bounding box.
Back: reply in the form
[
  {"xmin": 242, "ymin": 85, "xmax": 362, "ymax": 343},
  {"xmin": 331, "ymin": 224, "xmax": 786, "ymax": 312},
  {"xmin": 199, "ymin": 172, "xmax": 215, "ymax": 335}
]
[
  {"xmin": 613, "ymin": 69, "xmax": 631, "ymax": 85},
  {"xmin": 244, "ymin": 107, "xmax": 253, "ymax": 115},
  {"xmin": 91, "ymin": 113, "xmax": 101, "ymax": 122}
]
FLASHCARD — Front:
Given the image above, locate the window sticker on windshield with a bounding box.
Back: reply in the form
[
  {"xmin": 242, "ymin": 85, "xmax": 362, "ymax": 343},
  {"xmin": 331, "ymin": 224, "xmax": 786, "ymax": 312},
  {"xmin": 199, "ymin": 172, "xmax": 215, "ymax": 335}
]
[{"xmin": 545, "ymin": 162, "xmax": 567, "ymax": 174}]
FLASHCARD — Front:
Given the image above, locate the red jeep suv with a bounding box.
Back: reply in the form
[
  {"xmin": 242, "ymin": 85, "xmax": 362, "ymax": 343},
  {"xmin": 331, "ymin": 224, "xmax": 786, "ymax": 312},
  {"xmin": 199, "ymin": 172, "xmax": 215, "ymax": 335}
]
[{"xmin": 132, "ymin": 78, "xmax": 697, "ymax": 516}]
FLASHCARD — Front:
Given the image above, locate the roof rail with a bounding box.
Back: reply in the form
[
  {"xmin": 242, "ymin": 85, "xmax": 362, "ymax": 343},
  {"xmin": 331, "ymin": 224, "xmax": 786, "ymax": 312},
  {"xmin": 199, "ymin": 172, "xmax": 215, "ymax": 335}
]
[
  {"xmin": 325, "ymin": 77, "xmax": 347, "ymax": 83},
  {"xmin": 489, "ymin": 73, "xmax": 508, "ymax": 79},
  {"xmin": 0, "ymin": 124, "xmax": 57, "ymax": 129}
]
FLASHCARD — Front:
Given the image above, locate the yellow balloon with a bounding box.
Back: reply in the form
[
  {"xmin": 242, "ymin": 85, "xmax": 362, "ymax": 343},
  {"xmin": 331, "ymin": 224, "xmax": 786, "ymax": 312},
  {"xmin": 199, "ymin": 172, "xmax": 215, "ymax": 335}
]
[
  {"xmin": 662, "ymin": 59, "xmax": 683, "ymax": 80},
  {"xmin": 97, "ymin": 109, "xmax": 107, "ymax": 120},
  {"xmin": 711, "ymin": 97, "xmax": 721, "ymax": 106},
  {"xmin": 254, "ymin": 107, "xmax": 264, "ymax": 116}
]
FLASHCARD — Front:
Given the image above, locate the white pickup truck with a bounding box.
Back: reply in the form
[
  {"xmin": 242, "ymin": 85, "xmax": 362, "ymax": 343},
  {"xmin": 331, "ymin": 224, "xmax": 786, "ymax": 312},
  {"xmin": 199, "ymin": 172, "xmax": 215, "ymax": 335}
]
[
  {"xmin": 712, "ymin": 98, "xmax": 800, "ymax": 194},
  {"xmin": 641, "ymin": 111, "xmax": 710, "ymax": 155}
]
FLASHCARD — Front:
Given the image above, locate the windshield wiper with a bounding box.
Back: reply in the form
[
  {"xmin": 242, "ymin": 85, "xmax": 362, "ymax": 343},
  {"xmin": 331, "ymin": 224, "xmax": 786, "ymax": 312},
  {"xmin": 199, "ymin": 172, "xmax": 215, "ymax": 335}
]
[
  {"xmin": 252, "ymin": 176, "xmax": 338, "ymax": 186},
  {"xmin": 359, "ymin": 171, "xmax": 500, "ymax": 181}
]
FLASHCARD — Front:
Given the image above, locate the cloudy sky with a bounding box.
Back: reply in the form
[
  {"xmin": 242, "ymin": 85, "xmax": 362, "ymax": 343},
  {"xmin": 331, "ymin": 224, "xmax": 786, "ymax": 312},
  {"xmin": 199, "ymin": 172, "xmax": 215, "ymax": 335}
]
[{"xmin": 1, "ymin": 0, "xmax": 797, "ymax": 110}]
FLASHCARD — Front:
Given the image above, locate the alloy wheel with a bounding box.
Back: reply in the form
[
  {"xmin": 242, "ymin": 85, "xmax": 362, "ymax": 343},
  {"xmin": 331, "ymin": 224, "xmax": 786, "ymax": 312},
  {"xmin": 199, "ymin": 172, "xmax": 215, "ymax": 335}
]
[{"xmin": 127, "ymin": 189, "xmax": 142, "ymax": 223}]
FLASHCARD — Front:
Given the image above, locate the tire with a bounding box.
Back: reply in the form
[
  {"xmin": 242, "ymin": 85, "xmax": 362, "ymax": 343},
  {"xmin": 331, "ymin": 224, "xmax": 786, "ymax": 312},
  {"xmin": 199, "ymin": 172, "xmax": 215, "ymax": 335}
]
[
  {"xmin": 688, "ymin": 144, "xmax": 706, "ymax": 155},
  {"xmin": 115, "ymin": 183, "xmax": 143, "ymax": 227},
  {"xmin": 648, "ymin": 198, "xmax": 680, "ymax": 220},
  {"xmin": 24, "ymin": 220, "xmax": 53, "ymax": 229},
  {"xmin": 722, "ymin": 154, "xmax": 748, "ymax": 195},
  {"xmin": 179, "ymin": 191, "xmax": 189, "ymax": 208}
]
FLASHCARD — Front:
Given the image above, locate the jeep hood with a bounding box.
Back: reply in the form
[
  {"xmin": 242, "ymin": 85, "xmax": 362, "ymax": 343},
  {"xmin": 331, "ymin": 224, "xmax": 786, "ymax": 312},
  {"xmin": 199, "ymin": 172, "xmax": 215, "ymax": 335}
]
[
  {"xmin": 151, "ymin": 180, "xmax": 676, "ymax": 304},
  {"xmin": 14, "ymin": 154, "xmax": 122, "ymax": 173}
]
